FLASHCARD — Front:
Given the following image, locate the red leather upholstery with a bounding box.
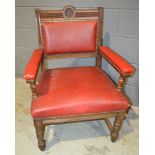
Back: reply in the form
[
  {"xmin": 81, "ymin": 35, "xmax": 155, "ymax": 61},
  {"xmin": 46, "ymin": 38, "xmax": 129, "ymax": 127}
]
[
  {"xmin": 42, "ymin": 21, "xmax": 97, "ymax": 54},
  {"xmin": 99, "ymin": 46, "xmax": 134, "ymax": 76},
  {"xmin": 24, "ymin": 49, "xmax": 43, "ymax": 81},
  {"xmin": 31, "ymin": 67, "xmax": 129, "ymax": 118}
]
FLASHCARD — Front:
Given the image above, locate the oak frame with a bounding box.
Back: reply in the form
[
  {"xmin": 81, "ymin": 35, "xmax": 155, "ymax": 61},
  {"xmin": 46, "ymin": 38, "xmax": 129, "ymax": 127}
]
[{"xmin": 26, "ymin": 6, "xmax": 132, "ymax": 151}]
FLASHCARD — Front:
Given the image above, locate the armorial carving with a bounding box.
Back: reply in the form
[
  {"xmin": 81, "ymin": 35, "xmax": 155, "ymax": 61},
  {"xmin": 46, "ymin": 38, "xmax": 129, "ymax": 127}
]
[{"xmin": 63, "ymin": 5, "xmax": 75, "ymax": 18}]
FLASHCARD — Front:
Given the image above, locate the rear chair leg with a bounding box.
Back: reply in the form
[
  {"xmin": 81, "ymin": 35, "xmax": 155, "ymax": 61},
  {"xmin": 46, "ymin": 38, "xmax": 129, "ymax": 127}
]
[
  {"xmin": 34, "ymin": 120, "xmax": 46, "ymax": 151},
  {"xmin": 111, "ymin": 112, "xmax": 126, "ymax": 142}
]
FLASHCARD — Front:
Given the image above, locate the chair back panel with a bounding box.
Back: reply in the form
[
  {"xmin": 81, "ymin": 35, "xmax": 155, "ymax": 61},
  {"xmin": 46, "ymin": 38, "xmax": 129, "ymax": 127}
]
[
  {"xmin": 35, "ymin": 6, "xmax": 103, "ymax": 58},
  {"xmin": 42, "ymin": 21, "xmax": 97, "ymax": 54}
]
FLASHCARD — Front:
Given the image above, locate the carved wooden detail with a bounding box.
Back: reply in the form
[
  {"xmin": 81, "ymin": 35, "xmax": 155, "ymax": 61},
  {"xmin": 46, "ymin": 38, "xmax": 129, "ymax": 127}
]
[
  {"xmin": 34, "ymin": 120, "xmax": 46, "ymax": 151},
  {"xmin": 63, "ymin": 5, "xmax": 75, "ymax": 18},
  {"xmin": 111, "ymin": 112, "xmax": 126, "ymax": 142}
]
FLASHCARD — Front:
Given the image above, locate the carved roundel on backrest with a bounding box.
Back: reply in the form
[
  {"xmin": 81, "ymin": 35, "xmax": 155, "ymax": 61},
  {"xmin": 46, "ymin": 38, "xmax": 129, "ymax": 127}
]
[{"xmin": 63, "ymin": 5, "xmax": 75, "ymax": 18}]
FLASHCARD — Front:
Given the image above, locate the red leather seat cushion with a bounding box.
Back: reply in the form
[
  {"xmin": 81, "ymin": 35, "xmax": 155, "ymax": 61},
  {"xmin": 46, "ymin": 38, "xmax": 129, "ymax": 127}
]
[
  {"xmin": 42, "ymin": 21, "xmax": 97, "ymax": 54},
  {"xmin": 31, "ymin": 67, "xmax": 129, "ymax": 118}
]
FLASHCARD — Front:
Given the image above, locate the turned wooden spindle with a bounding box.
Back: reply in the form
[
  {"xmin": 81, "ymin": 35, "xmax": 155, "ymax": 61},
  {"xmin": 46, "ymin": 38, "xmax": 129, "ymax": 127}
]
[
  {"xmin": 30, "ymin": 82, "xmax": 38, "ymax": 99},
  {"xmin": 116, "ymin": 75, "xmax": 126, "ymax": 90}
]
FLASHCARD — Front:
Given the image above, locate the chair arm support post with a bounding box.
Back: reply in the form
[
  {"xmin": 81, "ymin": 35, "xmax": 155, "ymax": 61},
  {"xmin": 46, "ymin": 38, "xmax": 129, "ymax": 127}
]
[
  {"xmin": 29, "ymin": 81, "xmax": 39, "ymax": 99},
  {"xmin": 116, "ymin": 75, "xmax": 126, "ymax": 91}
]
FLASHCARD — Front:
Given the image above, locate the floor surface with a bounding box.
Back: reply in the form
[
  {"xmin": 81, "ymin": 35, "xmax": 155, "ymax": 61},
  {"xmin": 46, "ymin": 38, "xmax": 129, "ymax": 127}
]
[{"xmin": 16, "ymin": 78, "xmax": 138, "ymax": 155}]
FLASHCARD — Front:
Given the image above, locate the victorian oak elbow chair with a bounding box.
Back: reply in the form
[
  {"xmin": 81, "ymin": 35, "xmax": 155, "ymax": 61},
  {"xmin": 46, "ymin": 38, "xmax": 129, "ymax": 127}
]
[{"xmin": 24, "ymin": 6, "xmax": 135, "ymax": 151}]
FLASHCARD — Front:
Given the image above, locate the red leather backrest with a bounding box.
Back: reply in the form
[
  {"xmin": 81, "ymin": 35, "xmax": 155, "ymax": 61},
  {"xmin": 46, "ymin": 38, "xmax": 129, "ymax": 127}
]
[{"xmin": 42, "ymin": 21, "xmax": 97, "ymax": 54}]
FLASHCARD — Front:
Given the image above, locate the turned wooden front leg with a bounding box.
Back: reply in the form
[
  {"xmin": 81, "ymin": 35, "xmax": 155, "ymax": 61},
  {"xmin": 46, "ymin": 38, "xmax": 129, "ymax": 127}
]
[
  {"xmin": 111, "ymin": 112, "xmax": 126, "ymax": 142},
  {"xmin": 34, "ymin": 120, "xmax": 46, "ymax": 151}
]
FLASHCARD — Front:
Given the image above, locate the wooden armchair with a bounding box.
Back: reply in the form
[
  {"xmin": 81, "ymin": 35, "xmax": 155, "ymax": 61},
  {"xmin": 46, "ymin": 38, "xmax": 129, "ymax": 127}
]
[{"xmin": 24, "ymin": 6, "xmax": 135, "ymax": 151}]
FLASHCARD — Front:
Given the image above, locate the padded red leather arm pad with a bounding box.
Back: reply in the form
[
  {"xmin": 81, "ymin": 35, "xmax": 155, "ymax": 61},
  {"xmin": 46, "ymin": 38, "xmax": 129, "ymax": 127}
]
[
  {"xmin": 99, "ymin": 46, "xmax": 135, "ymax": 76},
  {"xmin": 24, "ymin": 49, "xmax": 43, "ymax": 81}
]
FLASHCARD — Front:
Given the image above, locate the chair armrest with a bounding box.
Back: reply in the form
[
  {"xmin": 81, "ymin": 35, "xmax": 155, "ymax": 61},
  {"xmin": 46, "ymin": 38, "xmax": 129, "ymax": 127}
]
[
  {"xmin": 99, "ymin": 46, "xmax": 135, "ymax": 76},
  {"xmin": 24, "ymin": 49, "xmax": 43, "ymax": 81}
]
